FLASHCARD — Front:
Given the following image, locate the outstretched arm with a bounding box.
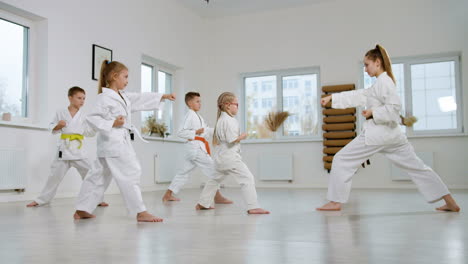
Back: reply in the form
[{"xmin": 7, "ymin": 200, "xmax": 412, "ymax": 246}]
[
  {"xmin": 126, "ymin": 92, "xmax": 176, "ymax": 112},
  {"xmin": 330, "ymin": 89, "xmax": 368, "ymax": 109}
]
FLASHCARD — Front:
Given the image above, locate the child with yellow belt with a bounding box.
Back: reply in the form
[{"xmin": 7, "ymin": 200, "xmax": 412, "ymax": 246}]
[{"xmin": 27, "ymin": 87, "xmax": 108, "ymax": 207}]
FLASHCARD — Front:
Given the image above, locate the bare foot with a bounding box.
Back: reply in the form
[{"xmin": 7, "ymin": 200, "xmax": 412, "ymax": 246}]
[
  {"xmin": 214, "ymin": 191, "xmax": 233, "ymax": 204},
  {"xmin": 162, "ymin": 190, "xmax": 180, "ymax": 202},
  {"xmin": 247, "ymin": 208, "xmax": 270, "ymax": 214},
  {"xmin": 137, "ymin": 211, "xmax": 163, "ymax": 222},
  {"xmin": 97, "ymin": 202, "xmax": 109, "ymax": 207},
  {"xmin": 436, "ymin": 204, "xmax": 460, "ymax": 212},
  {"xmin": 195, "ymin": 204, "xmax": 214, "ymax": 210},
  {"xmin": 26, "ymin": 201, "xmax": 39, "ymax": 207},
  {"xmin": 316, "ymin": 202, "xmax": 342, "ymax": 211},
  {"xmin": 437, "ymin": 194, "xmax": 461, "ymax": 212},
  {"xmin": 73, "ymin": 210, "xmax": 96, "ymax": 219}
]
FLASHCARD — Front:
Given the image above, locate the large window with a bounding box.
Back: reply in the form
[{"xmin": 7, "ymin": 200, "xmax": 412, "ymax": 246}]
[
  {"xmin": 243, "ymin": 68, "xmax": 320, "ymax": 140},
  {"xmin": 0, "ymin": 17, "xmax": 29, "ymax": 118},
  {"xmin": 141, "ymin": 57, "xmax": 175, "ymax": 136},
  {"xmin": 363, "ymin": 54, "xmax": 462, "ymax": 135}
]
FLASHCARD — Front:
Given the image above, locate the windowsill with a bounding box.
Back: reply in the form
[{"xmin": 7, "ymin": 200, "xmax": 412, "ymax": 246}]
[
  {"xmin": 143, "ymin": 136, "xmax": 185, "ymax": 143},
  {"xmin": 0, "ymin": 120, "xmax": 48, "ymax": 130},
  {"xmin": 243, "ymin": 137, "xmax": 323, "ymax": 144},
  {"xmin": 407, "ymin": 133, "xmax": 468, "ymax": 139},
  {"xmin": 242, "ymin": 132, "xmax": 467, "ymax": 144}
]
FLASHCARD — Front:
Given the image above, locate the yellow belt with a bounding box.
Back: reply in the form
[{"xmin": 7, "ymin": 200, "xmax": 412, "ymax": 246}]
[{"xmin": 60, "ymin": 134, "xmax": 84, "ymax": 149}]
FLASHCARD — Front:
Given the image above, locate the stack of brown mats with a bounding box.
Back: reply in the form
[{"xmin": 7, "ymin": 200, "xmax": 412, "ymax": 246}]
[{"xmin": 322, "ymin": 84, "xmax": 357, "ymax": 172}]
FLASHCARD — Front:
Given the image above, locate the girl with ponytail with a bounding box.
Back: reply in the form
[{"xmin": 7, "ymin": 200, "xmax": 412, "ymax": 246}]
[
  {"xmin": 74, "ymin": 59, "xmax": 176, "ymax": 222},
  {"xmin": 196, "ymin": 92, "xmax": 270, "ymax": 214},
  {"xmin": 317, "ymin": 45, "xmax": 460, "ymax": 212}
]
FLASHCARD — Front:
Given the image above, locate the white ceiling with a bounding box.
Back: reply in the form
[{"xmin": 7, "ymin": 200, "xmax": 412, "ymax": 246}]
[{"xmin": 175, "ymin": 0, "xmax": 331, "ymax": 19}]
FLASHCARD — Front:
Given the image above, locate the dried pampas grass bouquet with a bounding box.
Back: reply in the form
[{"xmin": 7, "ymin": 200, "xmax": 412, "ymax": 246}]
[
  {"xmin": 400, "ymin": 115, "xmax": 418, "ymax": 127},
  {"xmin": 264, "ymin": 111, "xmax": 290, "ymax": 132}
]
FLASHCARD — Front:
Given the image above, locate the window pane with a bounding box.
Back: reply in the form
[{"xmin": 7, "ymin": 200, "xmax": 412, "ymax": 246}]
[
  {"xmin": 141, "ymin": 64, "xmax": 153, "ymax": 92},
  {"xmin": 0, "ymin": 18, "xmax": 28, "ymax": 117},
  {"xmin": 158, "ymin": 71, "xmax": 172, "ymax": 94},
  {"xmin": 158, "ymin": 70, "xmax": 173, "ymax": 134},
  {"xmin": 245, "ymin": 75, "xmax": 277, "ymax": 139},
  {"xmin": 411, "ymin": 61, "xmax": 457, "ymax": 131},
  {"xmin": 282, "ymin": 74, "xmax": 318, "ymax": 136},
  {"xmin": 141, "ymin": 64, "xmax": 153, "ymax": 123}
]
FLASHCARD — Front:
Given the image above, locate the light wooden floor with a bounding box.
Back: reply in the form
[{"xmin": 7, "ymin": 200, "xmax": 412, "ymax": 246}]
[{"xmin": 0, "ymin": 188, "xmax": 467, "ymax": 264}]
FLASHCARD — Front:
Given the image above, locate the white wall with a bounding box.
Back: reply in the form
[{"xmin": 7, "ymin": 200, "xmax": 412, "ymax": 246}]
[
  {"xmin": 0, "ymin": 0, "xmax": 208, "ymax": 202},
  {"xmin": 198, "ymin": 0, "xmax": 468, "ymax": 189},
  {"xmin": 1, "ymin": 0, "xmax": 467, "ymax": 203}
]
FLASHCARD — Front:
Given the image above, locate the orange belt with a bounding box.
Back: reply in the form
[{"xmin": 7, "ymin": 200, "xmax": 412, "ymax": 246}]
[{"xmin": 194, "ymin": 136, "xmax": 211, "ymax": 155}]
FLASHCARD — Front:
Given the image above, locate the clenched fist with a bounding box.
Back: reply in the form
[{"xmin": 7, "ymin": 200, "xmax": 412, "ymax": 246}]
[
  {"xmin": 56, "ymin": 120, "xmax": 67, "ymax": 129},
  {"xmin": 321, "ymin": 96, "xmax": 332, "ymax": 107},
  {"xmin": 196, "ymin": 128, "xmax": 204, "ymax": 135},
  {"xmin": 162, "ymin": 93, "xmax": 176, "ymax": 101},
  {"xmin": 113, "ymin": 115, "xmax": 125, "ymax": 127}
]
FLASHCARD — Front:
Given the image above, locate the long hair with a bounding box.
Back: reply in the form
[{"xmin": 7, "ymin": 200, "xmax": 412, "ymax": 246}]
[
  {"xmin": 365, "ymin": 44, "xmax": 396, "ymax": 84},
  {"xmin": 212, "ymin": 92, "xmax": 236, "ymax": 145},
  {"xmin": 97, "ymin": 60, "xmax": 128, "ymax": 94}
]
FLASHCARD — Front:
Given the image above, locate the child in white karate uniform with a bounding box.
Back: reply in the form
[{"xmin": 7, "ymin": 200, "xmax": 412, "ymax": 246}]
[
  {"xmin": 27, "ymin": 87, "xmax": 108, "ymax": 207},
  {"xmin": 74, "ymin": 60, "xmax": 175, "ymax": 222},
  {"xmin": 196, "ymin": 92, "xmax": 269, "ymax": 214},
  {"xmin": 162, "ymin": 92, "xmax": 232, "ymax": 204},
  {"xmin": 317, "ymin": 45, "xmax": 460, "ymax": 212}
]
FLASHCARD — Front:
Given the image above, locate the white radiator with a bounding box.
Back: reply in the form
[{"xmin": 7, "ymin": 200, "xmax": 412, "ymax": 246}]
[
  {"xmin": 0, "ymin": 148, "xmax": 26, "ymax": 190},
  {"xmin": 154, "ymin": 153, "xmax": 182, "ymax": 184},
  {"xmin": 391, "ymin": 152, "xmax": 434, "ymax": 181},
  {"xmin": 258, "ymin": 153, "xmax": 293, "ymax": 181}
]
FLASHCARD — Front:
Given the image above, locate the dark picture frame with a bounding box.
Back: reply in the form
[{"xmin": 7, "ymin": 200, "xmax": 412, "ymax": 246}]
[{"xmin": 92, "ymin": 44, "xmax": 112, "ymax": 80}]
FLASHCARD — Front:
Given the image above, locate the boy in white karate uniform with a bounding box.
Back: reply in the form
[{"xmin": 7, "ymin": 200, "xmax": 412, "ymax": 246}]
[
  {"xmin": 196, "ymin": 92, "xmax": 269, "ymax": 214},
  {"xmin": 162, "ymin": 92, "xmax": 232, "ymax": 203},
  {"xmin": 27, "ymin": 87, "xmax": 108, "ymax": 207},
  {"xmin": 317, "ymin": 45, "xmax": 460, "ymax": 212},
  {"xmin": 74, "ymin": 60, "xmax": 175, "ymax": 222}
]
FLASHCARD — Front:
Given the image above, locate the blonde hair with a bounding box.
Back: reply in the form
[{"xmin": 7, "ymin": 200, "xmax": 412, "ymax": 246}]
[
  {"xmin": 212, "ymin": 92, "xmax": 236, "ymax": 145},
  {"xmin": 365, "ymin": 44, "xmax": 396, "ymax": 84},
  {"xmin": 97, "ymin": 60, "xmax": 128, "ymax": 94}
]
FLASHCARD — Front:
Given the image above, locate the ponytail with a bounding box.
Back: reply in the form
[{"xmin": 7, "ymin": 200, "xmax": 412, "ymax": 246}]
[
  {"xmin": 365, "ymin": 44, "xmax": 396, "ymax": 84},
  {"xmin": 97, "ymin": 60, "xmax": 128, "ymax": 94},
  {"xmin": 97, "ymin": 60, "xmax": 108, "ymax": 94},
  {"xmin": 212, "ymin": 92, "xmax": 236, "ymax": 146},
  {"xmin": 212, "ymin": 108, "xmax": 222, "ymax": 146}
]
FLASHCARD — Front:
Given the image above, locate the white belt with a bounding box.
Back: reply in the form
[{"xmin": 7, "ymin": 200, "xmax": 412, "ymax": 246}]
[{"xmin": 123, "ymin": 124, "xmax": 148, "ymax": 143}]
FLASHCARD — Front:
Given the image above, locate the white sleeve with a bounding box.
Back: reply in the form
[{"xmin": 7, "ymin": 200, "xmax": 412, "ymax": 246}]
[
  {"xmin": 225, "ymin": 119, "xmax": 239, "ymax": 144},
  {"xmin": 331, "ymin": 89, "xmax": 369, "ymax": 109},
  {"xmin": 372, "ymin": 80, "xmax": 402, "ymax": 127},
  {"xmin": 49, "ymin": 110, "xmax": 61, "ymax": 135},
  {"xmin": 86, "ymin": 98, "xmax": 115, "ymax": 133},
  {"xmin": 176, "ymin": 112, "xmax": 197, "ymax": 140},
  {"xmin": 126, "ymin": 92, "xmax": 164, "ymax": 112}
]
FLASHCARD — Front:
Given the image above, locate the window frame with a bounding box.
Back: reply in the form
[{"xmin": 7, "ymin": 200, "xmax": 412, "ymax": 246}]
[
  {"xmin": 141, "ymin": 55, "xmax": 177, "ymax": 135},
  {"xmin": 359, "ymin": 53, "xmax": 464, "ymax": 137},
  {"xmin": 241, "ymin": 66, "xmax": 322, "ymax": 143},
  {"xmin": 0, "ymin": 10, "xmax": 31, "ymax": 119}
]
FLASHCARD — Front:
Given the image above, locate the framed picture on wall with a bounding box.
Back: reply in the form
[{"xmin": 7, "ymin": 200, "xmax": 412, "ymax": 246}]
[{"xmin": 92, "ymin": 44, "xmax": 112, "ymax": 80}]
